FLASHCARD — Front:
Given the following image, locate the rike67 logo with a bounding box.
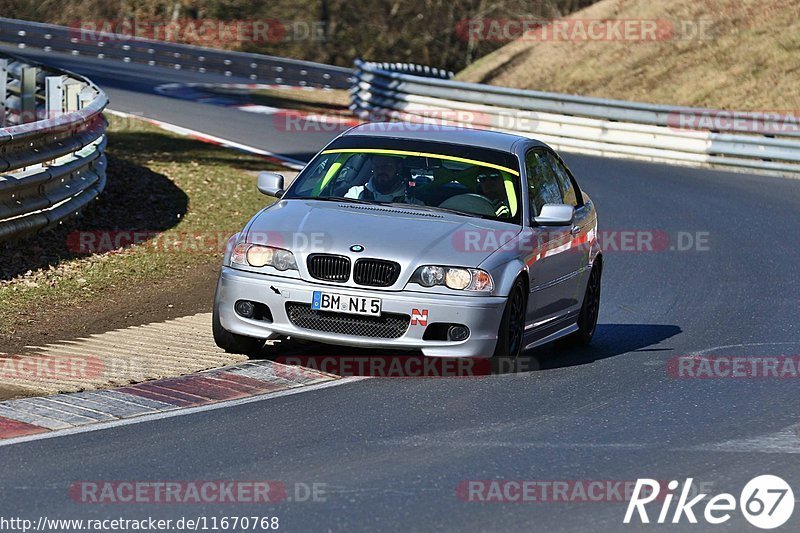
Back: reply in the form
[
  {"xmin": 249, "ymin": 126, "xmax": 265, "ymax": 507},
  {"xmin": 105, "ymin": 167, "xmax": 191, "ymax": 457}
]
[{"xmin": 624, "ymin": 475, "xmax": 794, "ymax": 529}]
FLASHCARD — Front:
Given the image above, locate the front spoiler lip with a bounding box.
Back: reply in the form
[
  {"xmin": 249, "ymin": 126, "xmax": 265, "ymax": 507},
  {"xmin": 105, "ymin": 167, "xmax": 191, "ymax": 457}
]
[{"xmin": 216, "ymin": 266, "xmax": 507, "ymax": 358}]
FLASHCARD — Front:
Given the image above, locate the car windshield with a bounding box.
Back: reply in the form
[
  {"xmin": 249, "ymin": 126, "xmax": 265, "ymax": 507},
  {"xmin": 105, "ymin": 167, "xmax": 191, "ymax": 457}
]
[{"xmin": 284, "ymin": 146, "xmax": 522, "ymax": 223}]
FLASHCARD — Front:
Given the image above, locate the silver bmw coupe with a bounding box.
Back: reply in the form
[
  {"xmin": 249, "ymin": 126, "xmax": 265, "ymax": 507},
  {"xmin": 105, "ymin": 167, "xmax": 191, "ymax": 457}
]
[{"xmin": 213, "ymin": 123, "xmax": 601, "ymax": 358}]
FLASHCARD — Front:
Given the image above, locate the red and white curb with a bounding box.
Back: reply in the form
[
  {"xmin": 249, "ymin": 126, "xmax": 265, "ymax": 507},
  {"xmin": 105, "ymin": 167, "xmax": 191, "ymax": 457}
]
[{"xmin": 0, "ymin": 360, "xmax": 342, "ymax": 441}]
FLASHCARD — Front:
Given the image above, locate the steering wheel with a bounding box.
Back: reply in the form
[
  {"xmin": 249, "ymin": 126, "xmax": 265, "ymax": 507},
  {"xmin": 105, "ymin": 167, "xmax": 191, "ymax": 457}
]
[{"xmin": 438, "ymin": 193, "xmax": 498, "ymax": 217}]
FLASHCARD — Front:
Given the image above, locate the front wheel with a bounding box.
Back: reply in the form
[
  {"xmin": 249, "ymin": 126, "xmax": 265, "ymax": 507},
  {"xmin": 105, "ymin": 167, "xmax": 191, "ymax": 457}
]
[
  {"xmin": 493, "ymin": 278, "xmax": 528, "ymax": 359},
  {"xmin": 212, "ymin": 307, "xmax": 265, "ymax": 356},
  {"xmin": 563, "ymin": 264, "xmax": 602, "ymax": 346}
]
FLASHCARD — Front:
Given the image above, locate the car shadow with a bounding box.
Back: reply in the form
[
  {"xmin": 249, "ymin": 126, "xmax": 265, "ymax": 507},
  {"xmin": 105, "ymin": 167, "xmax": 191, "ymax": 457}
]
[
  {"xmin": 0, "ymin": 153, "xmax": 188, "ymax": 281},
  {"xmin": 256, "ymin": 323, "xmax": 682, "ymax": 378},
  {"xmin": 514, "ymin": 323, "xmax": 682, "ymax": 372}
]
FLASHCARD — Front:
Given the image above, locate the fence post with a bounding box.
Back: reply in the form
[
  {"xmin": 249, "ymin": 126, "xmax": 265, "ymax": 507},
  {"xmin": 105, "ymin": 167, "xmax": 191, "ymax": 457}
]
[
  {"xmin": 20, "ymin": 66, "xmax": 37, "ymax": 123},
  {"xmin": 0, "ymin": 58, "xmax": 7, "ymax": 127}
]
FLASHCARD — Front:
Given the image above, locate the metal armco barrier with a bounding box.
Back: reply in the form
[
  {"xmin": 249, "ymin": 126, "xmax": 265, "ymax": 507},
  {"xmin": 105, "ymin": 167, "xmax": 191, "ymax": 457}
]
[
  {"xmin": 0, "ymin": 17, "xmax": 352, "ymax": 89},
  {"xmin": 0, "ymin": 50, "xmax": 107, "ymax": 242},
  {"xmin": 351, "ymin": 59, "xmax": 800, "ymax": 175}
]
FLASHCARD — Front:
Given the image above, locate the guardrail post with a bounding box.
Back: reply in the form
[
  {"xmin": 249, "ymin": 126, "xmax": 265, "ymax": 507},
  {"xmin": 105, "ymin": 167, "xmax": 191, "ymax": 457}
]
[
  {"xmin": 0, "ymin": 58, "xmax": 7, "ymax": 127},
  {"xmin": 45, "ymin": 75, "xmax": 65, "ymax": 120},
  {"xmin": 79, "ymin": 86, "xmax": 95, "ymax": 109},
  {"xmin": 65, "ymin": 81, "xmax": 82, "ymax": 112},
  {"xmin": 20, "ymin": 66, "xmax": 37, "ymax": 123}
]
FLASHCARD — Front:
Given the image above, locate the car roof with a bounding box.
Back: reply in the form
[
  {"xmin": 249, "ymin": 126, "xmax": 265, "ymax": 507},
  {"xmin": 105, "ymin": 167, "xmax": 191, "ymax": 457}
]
[{"xmin": 341, "ymin": 122, "xmax": 548, "ymax": 152}]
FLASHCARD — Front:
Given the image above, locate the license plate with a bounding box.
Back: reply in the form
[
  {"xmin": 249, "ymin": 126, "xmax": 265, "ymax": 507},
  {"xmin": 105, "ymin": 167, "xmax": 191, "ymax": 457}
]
[{"xmin": 311, "ymin": 291, "xmax": 382, "ymax": 316}]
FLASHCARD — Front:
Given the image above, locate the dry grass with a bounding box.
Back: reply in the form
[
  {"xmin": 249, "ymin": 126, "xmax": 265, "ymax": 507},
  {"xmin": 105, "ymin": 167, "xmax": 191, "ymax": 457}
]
[{"xmin": 457, "ymin": 0, "xmax": 800, "ymax": 111}]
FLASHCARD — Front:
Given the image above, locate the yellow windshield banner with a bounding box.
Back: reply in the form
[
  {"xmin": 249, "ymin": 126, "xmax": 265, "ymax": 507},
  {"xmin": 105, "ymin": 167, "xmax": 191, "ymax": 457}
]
[
  {"xmin": 504, "ymin": 177, "xmax": 518, "ymax": 216},
  {"xmin": 313, "ymin": 153, "xmax": 349, "ymax": 195},
  {"xmin": 320, "ymin": 148, "xmax": 520, "ymax": 177}
]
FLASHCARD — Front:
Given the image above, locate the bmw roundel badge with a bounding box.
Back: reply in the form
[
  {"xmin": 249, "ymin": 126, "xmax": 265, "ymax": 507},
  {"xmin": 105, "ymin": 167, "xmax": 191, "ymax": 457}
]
[{"xmin": 350, "ymin": 244, "xmax": 364, "ymax": 252}]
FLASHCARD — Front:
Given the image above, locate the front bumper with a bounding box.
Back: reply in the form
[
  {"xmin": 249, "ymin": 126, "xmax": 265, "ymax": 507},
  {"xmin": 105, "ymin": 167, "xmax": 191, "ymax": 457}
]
[{"xmin": 215, "ymin": 266, "xmax": 507, "ymax": 357}]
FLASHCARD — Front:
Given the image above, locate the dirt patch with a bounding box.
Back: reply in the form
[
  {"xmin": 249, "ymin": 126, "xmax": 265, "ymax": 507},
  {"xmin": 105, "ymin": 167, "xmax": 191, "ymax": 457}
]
[{"xmin": 2, "ymin": 260, "xmax": 219, "ymax": 357}]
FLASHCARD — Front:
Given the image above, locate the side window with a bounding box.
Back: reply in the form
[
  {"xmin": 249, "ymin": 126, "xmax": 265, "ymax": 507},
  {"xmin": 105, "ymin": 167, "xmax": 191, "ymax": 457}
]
[
  {"xmin": 549, "ymin": 154, "xmax": 579, "ymax": 207},
  {"xmin": 525, "ymin": 150, "xmax": 562, "ymax": 217}
]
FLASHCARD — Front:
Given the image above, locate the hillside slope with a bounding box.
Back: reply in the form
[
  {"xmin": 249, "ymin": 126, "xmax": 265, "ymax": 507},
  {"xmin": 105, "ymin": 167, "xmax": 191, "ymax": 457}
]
[{"xmin": 457, "ymin": 0, "xmax": 800, "ymax": 111}]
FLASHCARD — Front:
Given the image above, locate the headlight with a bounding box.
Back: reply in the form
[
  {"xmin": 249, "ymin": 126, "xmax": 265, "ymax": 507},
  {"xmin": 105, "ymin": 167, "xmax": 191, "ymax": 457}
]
[
  {"xmin": 418, "ymin": 265, "xmax": 445, "ymax": 287},
  {"xmin": 247, "ymin": 245, "xmax": 274, "ymax": 267},
  {"xmin": 411, "ymin": 265, "xmax": 494, "ymax": 292},
  {"xmin": 231, "ymin": 243, "xmax": 298, "ymax": 271},
  {"xmin": 445, "ymin": 268, "xmax": 471, "ymax": 290},
  {"xmin": 272, "ymin": 249, "xmax": 297, "ymax": 271}
]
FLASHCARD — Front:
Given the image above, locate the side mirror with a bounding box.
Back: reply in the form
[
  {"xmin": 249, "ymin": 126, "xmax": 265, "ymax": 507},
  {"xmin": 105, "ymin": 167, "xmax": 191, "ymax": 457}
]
[
  {"xmin": 257, "ymin": 172, "xmax": 285, "ymax": 198},
  {"xmin": 534, "ymin": 204, "xmax": 575, "ymax": 226}
]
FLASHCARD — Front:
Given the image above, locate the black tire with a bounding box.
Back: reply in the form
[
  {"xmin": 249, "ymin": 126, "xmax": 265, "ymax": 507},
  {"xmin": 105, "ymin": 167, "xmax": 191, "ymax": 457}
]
[
  {"xmin": 563, "ymin": 263, "xmax": 602, "ymax": 346},
  {"xmin": 212, "ymin": 307, "xmax": 265, "ymax": 356},
  {"xmin": 493, "ymin": 278, "xmax": 528, "ymax": 359}
]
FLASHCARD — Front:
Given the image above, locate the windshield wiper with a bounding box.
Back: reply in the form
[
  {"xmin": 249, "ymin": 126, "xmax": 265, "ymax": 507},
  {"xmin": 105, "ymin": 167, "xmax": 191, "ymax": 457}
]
[
  {"xmin": 382, "ymin": 202, "xmax": 491, "ymax": 219},
  {"xmin": 295, "ymin": 195, "xmax": 374, "ymax": 205}
]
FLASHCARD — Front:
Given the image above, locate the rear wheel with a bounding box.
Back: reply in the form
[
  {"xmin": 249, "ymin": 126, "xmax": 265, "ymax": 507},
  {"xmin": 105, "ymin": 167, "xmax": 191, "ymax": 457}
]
[
  {"xmin": 493, "ymin": 278, "xmax": 527, "ymax": 359},
  {"xmin": 563, "ymin": 263, "xmax": 601, "ymax": 346},
  {"xmin": 212, "ymin": 307, "xmax": 265, "ymax": 356}
]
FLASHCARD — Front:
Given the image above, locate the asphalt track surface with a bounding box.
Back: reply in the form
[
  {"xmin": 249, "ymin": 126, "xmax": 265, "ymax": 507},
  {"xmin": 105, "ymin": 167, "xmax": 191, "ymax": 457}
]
[{"xmin": 2, "ymin": 47, "xmax": 800, "ymax": 531}]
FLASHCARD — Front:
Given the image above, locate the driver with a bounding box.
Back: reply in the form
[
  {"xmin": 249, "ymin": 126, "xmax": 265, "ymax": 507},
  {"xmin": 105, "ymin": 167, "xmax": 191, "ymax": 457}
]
[
  {"xmin": 477, "ymin": 170, "xmax": 511, "ymax": 217},
  {"xmin": 345, "ymin": 155, "xmax": 418, "ymax": 203}
]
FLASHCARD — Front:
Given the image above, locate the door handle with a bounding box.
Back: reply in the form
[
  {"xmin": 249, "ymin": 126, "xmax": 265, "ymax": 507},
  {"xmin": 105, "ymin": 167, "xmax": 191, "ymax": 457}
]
[{"xmin": 570, "ymin": 225, "xmax": 581, "ymax": 236}]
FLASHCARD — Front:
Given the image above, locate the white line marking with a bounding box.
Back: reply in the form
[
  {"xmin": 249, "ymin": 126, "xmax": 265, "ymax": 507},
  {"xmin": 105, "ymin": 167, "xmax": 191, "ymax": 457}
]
[
  {"xmin": 683, "ymin": 424, "xmax": 800, "ymax": 454},
  {"xmin": 689, "ymin": 341, "xmax": 800, "ymax": 356},
  {"xmin": 380, "ymin": 438, "xmax": 649, "ymax": 450},
  {"xmin": 0, "ymin": 377, "xmax": 368, "ymax": 448},
  {"xmin": 235, "ymin": 104, "xmax": 282, "ymax": 115}
]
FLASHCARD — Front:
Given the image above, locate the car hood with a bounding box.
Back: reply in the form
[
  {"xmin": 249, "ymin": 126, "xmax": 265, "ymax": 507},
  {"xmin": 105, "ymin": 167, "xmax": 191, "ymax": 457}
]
[{"xmin": 244, "ymin": 199, "xmax": 521, "ymax": 285}]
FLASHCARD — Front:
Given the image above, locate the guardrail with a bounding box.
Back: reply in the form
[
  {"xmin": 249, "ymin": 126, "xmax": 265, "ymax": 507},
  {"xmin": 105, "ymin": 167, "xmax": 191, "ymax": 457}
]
[
  {"xmin": 0, "ymin": 50, "xmax": 107, "ymax": 242},
  {"xmin": 0, "ymin": 17, "xmax": 352, "ymax": 89},
  {"xmin": 351, "ymin": 59, "xmax": 800, "ymax": 175}
]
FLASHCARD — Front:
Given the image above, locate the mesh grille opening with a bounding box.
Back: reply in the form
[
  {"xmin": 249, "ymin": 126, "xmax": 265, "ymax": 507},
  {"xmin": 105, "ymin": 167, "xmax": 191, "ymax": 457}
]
[{"xmin": 286, "ymin": 302, "xmax": 410, "ymax": 339}]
